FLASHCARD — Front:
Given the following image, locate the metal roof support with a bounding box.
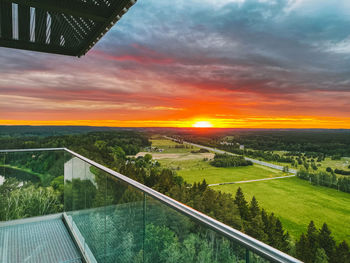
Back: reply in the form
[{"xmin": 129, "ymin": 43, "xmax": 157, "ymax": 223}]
[
  {"xmin": 18, "ymin": 4, "xmax": 30, "ymax": 41},
  {"xmin": 6, "ymin": 0, "xmax": 107, "ymax": 22},
  {"xmin": 0, "ymin": 0, "xmax": 138, "ymax": 56},
  {"xmin": 0, "ymin": 1, "xmax": 13, "ymax": 39}
]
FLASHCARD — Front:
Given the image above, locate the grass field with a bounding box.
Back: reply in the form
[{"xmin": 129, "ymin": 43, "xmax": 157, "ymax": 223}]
[
  {"xmin": 212, "ymin": 177, "xmax": 350, "ymax": 243},
  {"xmin": 149, "ymin": 139, "xmax": 200, "ymax": 153},
  {"xmin": 159, "ymin": 158, "xmax": 287, "ymax": 185},
  {"xmin": 150, "ymin": 138, "xmax": 350, "ymax": 243},
  {"xmin": 258, "ymin": 152, "xmax": 350, "ymax": 174}
]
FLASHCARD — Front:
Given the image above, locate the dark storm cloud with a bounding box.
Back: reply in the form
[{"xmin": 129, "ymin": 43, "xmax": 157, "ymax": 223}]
[{"xmin": 97, "ymin": 0, "xmax": 350, "ymax": 94}]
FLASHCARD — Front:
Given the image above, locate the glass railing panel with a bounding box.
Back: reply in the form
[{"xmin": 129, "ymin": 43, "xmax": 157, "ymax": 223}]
[
  {"xmin": 104, "ymin": 173, "xmax": 145, "ymax": 263},
  {"xmin": 248, "ymin": 251, "xmax": 270, "ymax": 263},
  {"xmin": 65, "ymin": 158, "xmax": 107, "ymax": 262},
  {"xmin": 0, "ymin": 152, "xmax": 6, "ymax": 221},
  {"xmin": 144, "ymin": 194, "xmax": 250, "ymax": 263},
  {"xmin": 64, "ymin": 151, "xmax": 74, "ymax": 219},
  {"xmin": 0, "ymin": 150, "xmax": 65, "ymax": 221},
  {"xmin": 0, "ymin": 152, "xmax": 5, "ymax": 186},
  {"xmin": 64, "ymin": 155, "xmax": 88, "ymax": 256}
]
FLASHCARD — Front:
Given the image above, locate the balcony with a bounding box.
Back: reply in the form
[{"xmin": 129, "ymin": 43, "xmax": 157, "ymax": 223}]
[{"xmin": 0, "ymin": 148, "xmax": 301, "ymax": 263}]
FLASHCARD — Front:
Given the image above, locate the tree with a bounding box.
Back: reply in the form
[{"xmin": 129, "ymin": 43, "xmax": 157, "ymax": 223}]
[
  {"xmin": 234, "ymin": 187, "xmax": 251, "ymax": 221},
  {"xmin": 244, "ymin": 216, "xmax": 267, "ymax": 242},
  {"xmin": 335, "ymin": 241, "xmax": 350, "ymax": 263},
  {"xmin": 249, "ymin": 196, "xmax": 260, "ymax": 218},
  {"xmin": 306, "ymin": 221, "xmax": 319, "ymax": 260},
  {"xmin": 296, "ymin": 233, "xmax": 309, "ymax": 262},
  {"xmin": 112, "ymin": 146, "xmax": 126, "ymax": 161},
  {"xmin": 274, "ymin": 219, "xmax": 290, "ymax": 253},
  {"xmin": 143, "ymin": 153, "xmax": 152, "ymax": 163},
  {"xmin": 296, "ymin": 221, "xmax": 320, "ymax": 262},
  {"xmin": 318, "ymin": 223, "xmax": 335, "ymax": 260},
  {"xmin": 314, "ymin": 248, "xmax": 329, "ymax": 263}
]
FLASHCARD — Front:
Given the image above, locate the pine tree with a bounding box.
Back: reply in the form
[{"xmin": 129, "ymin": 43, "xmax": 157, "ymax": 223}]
[
  {"xmin": 234, "ymin": 187, "xmax": 251, "ymax": 221},
  {"xmin": 306, "ymin": 220, "xmax": 319, "ymax": 260},
  {"xmin": 244, "ymin": 216, "xmax": 268, "ymax": 242},
  {"xmin": 249, "ymin": 196, "xmax": 260, "ymax": 218},
  {"xmin": 335, "ymin": 241, "xmax": 350, "ymax": 263},
  {"xmin": 199, "ymin": 179, "xmax": 208, "ymax": 192},
  {"xmin": 274, "ymin": 218, "xmax": 290, "ymax": 253},
  {"xmin": 296, "ymin": 233, "xmax": 309, "ymax": 262},
  {"xmin": 318, "ymin": 223, "xmax": 335, "ymax": 260},
  {"xmin": 266, "ymin": 213, "xmax": 277, "ymax": 245},
  {"xmin": 314, "ymin": 248, "xmax": 329, "ymax": 263}
]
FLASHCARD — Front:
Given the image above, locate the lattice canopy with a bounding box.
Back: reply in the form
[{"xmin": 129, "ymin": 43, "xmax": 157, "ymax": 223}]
[{"xmin": 0, "ymin": 0, "xmax": 136, "ymax": 56}]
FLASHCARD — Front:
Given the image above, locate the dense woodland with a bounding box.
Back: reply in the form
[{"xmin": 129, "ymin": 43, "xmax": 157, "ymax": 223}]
[
  {"xmin": 175, "ymin": 130, "xmax": 350, "ymax": 160},
  {"xmin": 0, "ymin": 129, "xmax": 350, "ymax": 262}
]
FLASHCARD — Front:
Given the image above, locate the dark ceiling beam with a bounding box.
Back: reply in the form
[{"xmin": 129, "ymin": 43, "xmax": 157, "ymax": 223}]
[
  {"xmin": 0, "ymin": 1, "xmax": 13, "ymax": 39},
  {"xmin": 78, "ymin": 0, "xmax": 136, "ymax": 57},
  {"xmin": 3, "ymin": 0, "xmax": 107, "ymax": 22},
  {"xmin": 0, "ymin": 38, "xmax": 76, "ymax": 56}
]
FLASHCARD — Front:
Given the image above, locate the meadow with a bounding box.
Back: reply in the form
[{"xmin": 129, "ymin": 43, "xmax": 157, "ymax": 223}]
[
  {"xmin": 150, "ymin": 138, "xmax": 200, "ymax": 153},
  {"xmin": 160, "ymin": 158, "xmax": 287, "ymax": 185},
  {"xmin": 212, "ymin": 177, "xmax": 350, "ymax": 243},
  {"xmin": 151, "ymin": 137, "xmax": 350, "ymax": 244}
]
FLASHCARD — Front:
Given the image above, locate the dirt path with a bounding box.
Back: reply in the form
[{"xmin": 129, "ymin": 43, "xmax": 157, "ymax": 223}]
[{"xmin": 209, "ymin": 175, "xmax": 295, "ymax": 186}]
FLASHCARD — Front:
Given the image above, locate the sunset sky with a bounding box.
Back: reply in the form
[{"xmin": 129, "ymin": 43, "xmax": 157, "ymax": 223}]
[{"xmin": 1, "ymin": 0, "xmax": 350, "ymax": 128}]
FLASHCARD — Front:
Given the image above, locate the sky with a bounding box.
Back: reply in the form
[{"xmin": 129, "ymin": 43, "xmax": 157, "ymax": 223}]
[{"xmin": 0, "ymin": 0, "xmax": 350, "ymax": 128}]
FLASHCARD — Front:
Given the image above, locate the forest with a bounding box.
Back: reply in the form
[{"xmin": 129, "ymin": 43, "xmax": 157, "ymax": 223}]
[
  {"xmin": 0, "ymin": 129, "xmax": 349, "ymax": 262},
  {"xmin": 174, "ymin": 130, "xmax": 350, "ymax": 158}
]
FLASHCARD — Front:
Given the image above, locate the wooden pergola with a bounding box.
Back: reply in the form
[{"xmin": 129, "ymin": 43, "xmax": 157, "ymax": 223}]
[{"xmin": 0, "ymin": 0, "xmax": 136, "ymax": 57}]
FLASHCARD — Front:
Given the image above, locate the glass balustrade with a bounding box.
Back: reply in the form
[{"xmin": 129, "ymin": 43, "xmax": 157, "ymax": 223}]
[{"xmin": 0, "ymin": 148, "xmax": 301, "ymax": 263}]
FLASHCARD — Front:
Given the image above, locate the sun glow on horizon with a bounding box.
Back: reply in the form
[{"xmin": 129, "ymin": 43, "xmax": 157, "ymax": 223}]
[{"xmin": 192, "ymin": 121, "xmax": 213, "ymax": 128}]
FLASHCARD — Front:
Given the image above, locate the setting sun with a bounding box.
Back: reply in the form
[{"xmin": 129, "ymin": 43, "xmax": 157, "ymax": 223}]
[{"xmin": 193, "ymin": 121, "xmax": 213, "ymax": 128}]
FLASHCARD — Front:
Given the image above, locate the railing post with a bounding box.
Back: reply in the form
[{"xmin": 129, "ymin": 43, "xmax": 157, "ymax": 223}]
[{"xmin": 143, "ymin": 192, "xmax": 146, "ymax": 263}]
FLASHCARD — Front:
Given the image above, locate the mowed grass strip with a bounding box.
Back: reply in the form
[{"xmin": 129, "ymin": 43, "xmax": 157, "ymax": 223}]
[
  {"xmin": 159, "ymin": 158, "xmax": 286, "ymax": 185},
  {"xmin": 212, "ymin": 177, "xmax": 350, "ymax": 243}
]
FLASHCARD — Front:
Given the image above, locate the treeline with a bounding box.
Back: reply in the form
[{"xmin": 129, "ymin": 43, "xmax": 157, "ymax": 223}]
[
  {"xmin": 210, "ymin": 154, "xmax": 253, "ymax": 168},
  {"xmin": 221, "ymin": 147, "xmax": 295, "ymax": 164},
  {"xmin": 0, "ymin": 125, "xmax": 122, "ymax": 137},
  {"xmin": 175, "ymin": 130, "xmax": 350, "ymax": 158},
  {"xmin": 297, "ymin": 170, "xmax": 350, "ymax": 193},
  {"xmin": 296, "ymin": 221, "xmax": 350, "ymax": 263},
  {"xmin": 0, "ymin": 131, "xmax": 150, "ymax": 167},
  {"xmin": 334, "ymin": 169, "xmax": 350, "ymax": 176}
]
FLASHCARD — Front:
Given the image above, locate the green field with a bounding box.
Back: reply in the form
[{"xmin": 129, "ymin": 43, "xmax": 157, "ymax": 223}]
[
  {"xmin": 152, "ymin": 138, "xmax": 350, "ymax": 243},
  {"xmin": 159, "ymin": 158, "xmax": 287, "ymax": 185},
  {"xmin": 212, "ymin": 177, "xmax": 350, "ymax": 243},
  {"xmin": 258, "ymin": 152, "xmax": 350, "ymax": 174},
  {"xmin": 149, "ymin": 139, "xmax": 200, "ymax": 153}
]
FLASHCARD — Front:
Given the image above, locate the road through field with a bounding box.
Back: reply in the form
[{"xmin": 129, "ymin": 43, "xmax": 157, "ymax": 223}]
[{"xmin": 164, "ymin": 136, "xmax": 297, "ymax": 175}]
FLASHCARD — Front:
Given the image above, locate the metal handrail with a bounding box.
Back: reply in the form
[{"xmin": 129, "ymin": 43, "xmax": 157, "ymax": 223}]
[{"xmin": 0, "ymin": 148, "xmax": 302, "ymax": 263}]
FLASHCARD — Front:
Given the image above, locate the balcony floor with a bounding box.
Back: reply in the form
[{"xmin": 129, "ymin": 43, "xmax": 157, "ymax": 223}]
[{"xmin": 0, "ymin": 216, "xmax": 82, "ymax": 263}]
